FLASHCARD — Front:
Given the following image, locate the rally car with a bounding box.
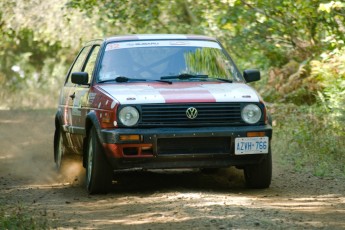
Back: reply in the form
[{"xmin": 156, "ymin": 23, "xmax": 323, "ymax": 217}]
[{"xmin": 54, "ymin": 34, "xmax": 273, "ymax": 194}]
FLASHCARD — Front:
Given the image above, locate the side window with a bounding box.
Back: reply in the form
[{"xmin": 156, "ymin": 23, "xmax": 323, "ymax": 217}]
[
  {"xmin": 65, "ymin": 46, "xmax": 92, "ymax": 85},
  {"xmin": 83, "ymin": 46, "xmax": 100, "ymax": 84}
]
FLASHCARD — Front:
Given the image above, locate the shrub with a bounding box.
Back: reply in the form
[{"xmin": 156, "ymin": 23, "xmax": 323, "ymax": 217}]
[
  {"xmin": 310, "ymin": 47, "xmax": 345, "ymax": 134},
  {"xmin": 271, "ymin": 103, "xmax": 345, "ymax": 178}
]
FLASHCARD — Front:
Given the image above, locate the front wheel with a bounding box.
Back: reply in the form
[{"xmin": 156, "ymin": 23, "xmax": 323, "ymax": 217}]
[
  {"xmin": 86, "ymin": 127, "xmax": 113, "ymax": 194},
  {"xmin": 244, "ymin": 149, "xmax": 272, "ymax": 189},
  {"xmin": 54, "ymin": 127, "xmax": 71, "ymax": 172},
  {"xmin": 200, "ymin": 168, "xmax": 219, "ymax": 174}
]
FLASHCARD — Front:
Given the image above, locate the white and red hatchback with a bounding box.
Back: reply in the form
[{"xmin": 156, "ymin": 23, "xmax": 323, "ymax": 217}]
[{"xmin": 54, "ymin": 34, "xmax": 273, "ymax": 194}]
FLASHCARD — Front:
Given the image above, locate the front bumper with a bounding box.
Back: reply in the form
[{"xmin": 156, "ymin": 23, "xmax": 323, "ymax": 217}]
[{"xmin": 100, "ymin": 125, "xmax": 272, "ymax": 170}]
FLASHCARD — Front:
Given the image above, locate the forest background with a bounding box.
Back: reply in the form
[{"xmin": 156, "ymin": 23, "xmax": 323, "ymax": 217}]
[{"xmin": 0, "ymin": 0, "xmax": 344, "ymax": 177}]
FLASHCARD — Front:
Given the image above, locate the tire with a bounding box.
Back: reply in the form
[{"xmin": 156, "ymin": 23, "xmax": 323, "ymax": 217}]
[
  {"xmin": 86, "ymin": 127, "xmax": 113, "ymax": 194},
  {"xmin": 244, "ymin": 149, "xmax": 272, "ymax": 189},
  {"xmin": 54, "ymin": 127, "xmax": 71, "ymax": 172},
  {"xmin": 200, "ymin": 168, "xmax": 219, "ymax": 174}
]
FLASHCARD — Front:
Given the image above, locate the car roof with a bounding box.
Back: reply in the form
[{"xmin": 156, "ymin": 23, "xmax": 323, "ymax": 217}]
[
  {"xmin": 85, "ymin": 34, "xmax": 217, "ymax": 46},
  {"xmin": 106, "ymin": 34, "xmax": 217, "ymax": 42}
]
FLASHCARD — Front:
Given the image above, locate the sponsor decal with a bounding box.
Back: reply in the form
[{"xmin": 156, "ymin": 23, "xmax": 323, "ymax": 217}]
[
  {"xmin": 170, "ymin": 41, "xmax": 190, "ymax": 46},
  {"xmin": 88, "ymin": 93, "xmax": 96, "ymax": 104},
  {"xmin": 129, "ymin": 42, "xmax": 159, "ymax": 47},
  {"xmin": 111, "ymin": 101, "xmax": 116, "ymax": 109},
  {"xmin": 105, "ymin": 43, "xmax": 120, "ymax": 51}
]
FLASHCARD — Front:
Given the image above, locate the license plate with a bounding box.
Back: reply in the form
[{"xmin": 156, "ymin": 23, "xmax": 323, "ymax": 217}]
[{"xmin": 235, "ymin": 137, "xmax": 269, "ymax": 155}]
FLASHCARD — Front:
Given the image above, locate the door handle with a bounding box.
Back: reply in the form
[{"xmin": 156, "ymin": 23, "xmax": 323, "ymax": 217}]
[{"xmin": 69, "ymin": 92, "xmax": 76, "ymax": 100}]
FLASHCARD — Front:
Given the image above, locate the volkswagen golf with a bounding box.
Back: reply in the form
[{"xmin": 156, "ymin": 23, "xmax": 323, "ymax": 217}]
[{"xmin": 54, "ymin": 34, "xmax": 273, "ymax": 194}]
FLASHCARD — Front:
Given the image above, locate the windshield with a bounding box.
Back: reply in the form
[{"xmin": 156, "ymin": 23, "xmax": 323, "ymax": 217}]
[{"xmin": 98, "ymin": 40, "xmax": 242, "ymax": 82}]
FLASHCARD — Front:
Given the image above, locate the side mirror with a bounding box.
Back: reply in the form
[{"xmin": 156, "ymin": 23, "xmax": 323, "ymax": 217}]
[
  {"xmin": 243, "ymin": 69, "xmax": 260, "ymax": 83},
  {"xmin": 71, "ymin": 72, "xmax": 89, "ymax": 85}
]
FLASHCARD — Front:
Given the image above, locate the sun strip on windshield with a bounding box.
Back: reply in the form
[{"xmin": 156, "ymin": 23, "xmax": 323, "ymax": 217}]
[{"xmin": 105, "ymin": 40, "xmax": 222, "ymax": 51}]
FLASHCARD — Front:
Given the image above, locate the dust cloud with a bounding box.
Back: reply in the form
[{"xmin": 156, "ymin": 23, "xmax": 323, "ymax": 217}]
[{"xmin": 0, "ymin": 109, "xmax": 85, "ymax": 186}]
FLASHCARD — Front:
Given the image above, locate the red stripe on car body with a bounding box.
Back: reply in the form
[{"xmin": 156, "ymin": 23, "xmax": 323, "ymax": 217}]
[{"xmin": 160, "ymin": 89, "xmax": 216, "ymax": 103}]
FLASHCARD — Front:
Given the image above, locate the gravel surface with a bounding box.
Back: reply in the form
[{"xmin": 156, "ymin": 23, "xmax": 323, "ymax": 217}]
[{"xmin": 0, "ymin": 109, "xmax": 344, "ymax": 229}]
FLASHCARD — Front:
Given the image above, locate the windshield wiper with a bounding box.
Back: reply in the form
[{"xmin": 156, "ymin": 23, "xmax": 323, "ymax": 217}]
[
  {"xmin": 160, "ymin": 73, "xmax": 208, "ymax": 80},
  {"xmin": 154, "ymin": 79, "xmax": 173, "ymax": 84},
  {"xmin": 215, "ymin": 78, "xmax": 233, "ymax": 83},
  {"xmin": 115, "ymin": 76, "xmax": 146, "ymax": 82},
  {"xmin": 99, "ymin": 76, "xmax": 146, "ymax": 83}
]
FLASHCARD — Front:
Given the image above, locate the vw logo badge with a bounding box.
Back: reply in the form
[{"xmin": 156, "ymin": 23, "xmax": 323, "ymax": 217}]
[{"xmin": 186, "ymin": 107, "xmax": 198, "ymax": 119}]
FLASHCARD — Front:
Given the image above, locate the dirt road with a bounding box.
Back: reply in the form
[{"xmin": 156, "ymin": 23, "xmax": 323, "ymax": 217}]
[{"xmin": 0, "ymin": 109, "xmax": 344, "ymax": 229}]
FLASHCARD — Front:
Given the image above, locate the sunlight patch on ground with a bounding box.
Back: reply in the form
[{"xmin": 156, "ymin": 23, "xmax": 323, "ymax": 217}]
[
  {"xmin": 0, "ymin": 118, "xmax": 23, "ymax": 124},
  {"xmin": 168, "ymin": 192, "xmax": 202, "ymax": 200},
  {"xmin": 255, "ymin": 195, "xmax": 345, "ymax": 213},
  {"xmin": 96, "ymin": 212, "xmax": 238, "ymax": 227},
  {"xmin": 0, "ymin": 154, "xmax": 13, "ymax": 160},
  {"xmin": 0, "ymin": 106, "xmax": 10, "ymax": 111}
]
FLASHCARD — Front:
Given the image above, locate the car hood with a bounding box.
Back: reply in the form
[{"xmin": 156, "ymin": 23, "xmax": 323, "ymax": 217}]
[{"xmin": 97, "ymin": 82, "xmax": 260, "ymax": 104}]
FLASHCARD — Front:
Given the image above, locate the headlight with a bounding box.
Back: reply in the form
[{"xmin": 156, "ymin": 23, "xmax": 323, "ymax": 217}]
[
  {"xmin": 118, "ymin": 106, "xmax": 139, "ymax": 126},
  {"xmin": 241, "ymin": 104, "xmax": 262, "ymax": 124}
]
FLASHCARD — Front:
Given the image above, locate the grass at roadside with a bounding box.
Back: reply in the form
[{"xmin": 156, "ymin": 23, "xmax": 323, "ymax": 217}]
[
  {"xmin": 0, "ymin": 205, "xmax": 48, "ymax": 229},
  {"xmin": 270, "ymin": 104, "xmax": 345, "ymax": 178}
]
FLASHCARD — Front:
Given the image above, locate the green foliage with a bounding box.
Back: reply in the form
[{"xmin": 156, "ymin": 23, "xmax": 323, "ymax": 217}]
[
  {"xmin": 272, "ymin": 104, "xmax": 345, "ymax": 178},
  {"xmin": 66, "ymin": 0, "xmax": 205, "ymax": 35},
  {"xmin": 215, "ymin": 0, "xmax": 344, "ymax": 65},
  {"xmin": 0, "ymin": 0, "xmax": 102, "ymax": 47},
  {"xmin": 216, "ymin": 0, "xmax": 344, "ymax": 106},
  {"xmin": 0, "ymin": 0, "xmax": 100, "ymax": 109},
  {"xmin": 1, "ymin": 0, "xmax": 345, "ymax": 107},
  {"xmin": 0, "ymin": 24, "xmax": 71, "ymax": 108},
  {"xmin": 65, "ymin": 0, "xmax": 345, "ymax": 106},
  {"xmin": 310, "ymin": 47, "xmax": 345, "ymax": 133},
  {"xmin": 0, "ymin": 205, "xmax": 47, "ymax": 229},
  {"xmin": 0, "ymin": 28, "xmax": 62, "ymax": 90}
]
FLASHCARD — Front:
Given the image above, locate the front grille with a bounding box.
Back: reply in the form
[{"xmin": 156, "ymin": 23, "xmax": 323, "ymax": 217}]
[
  {"xmin": 139, "ymin": 103, "xmax": 244, "ymax": 127},
  {"xmin": 157, "ymin": 137, "xmax": 231, "ymax": 155}
]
